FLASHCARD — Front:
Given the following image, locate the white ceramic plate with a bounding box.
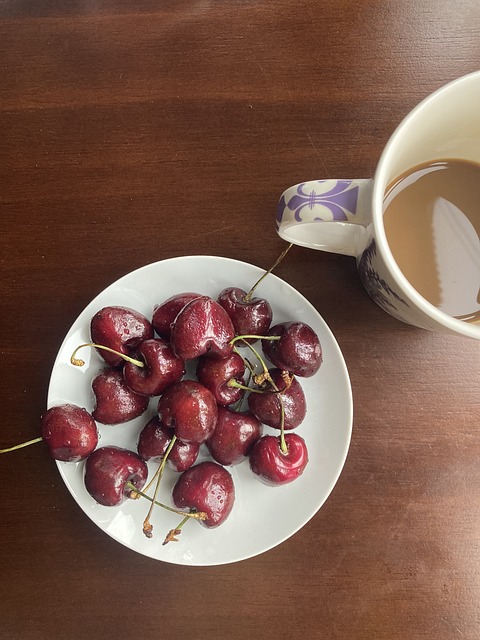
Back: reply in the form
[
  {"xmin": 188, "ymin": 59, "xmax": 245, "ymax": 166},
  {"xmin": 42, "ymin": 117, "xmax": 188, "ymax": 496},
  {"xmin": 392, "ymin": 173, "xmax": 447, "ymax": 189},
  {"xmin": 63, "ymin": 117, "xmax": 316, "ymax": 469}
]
[{"xmin": 47, "ymin": 256, "xmax": 352, "ymax": 566}]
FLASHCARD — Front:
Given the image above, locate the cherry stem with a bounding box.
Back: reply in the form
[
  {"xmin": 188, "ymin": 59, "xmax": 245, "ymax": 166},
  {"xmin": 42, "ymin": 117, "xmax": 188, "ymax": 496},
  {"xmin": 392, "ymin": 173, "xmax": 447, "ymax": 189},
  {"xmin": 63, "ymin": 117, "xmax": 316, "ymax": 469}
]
[
  {"xmin": 229, "ymin": 334, "xmax": 280, "ymax": 347},
  {"xmin": 232, "ymin": 340, "xmax": 287, "ymax": 450},
  {"xmin": 70, "ymin": 343, "xmax": 144, "ymax": 368},
  {"xmin": 243, "ymin": 243, "xmax": 293, "ymax": 302},
  {"xmin": 142, "ymin": 435, "xmax": 176, "ymax": 494},
  {"xmin": 238, "ymin": 341, "xmax": 288, "ymax": 452},
  {"xmin": 162, "ymin": 514, "xmax": 193, "ymax": 545},
  {"xmin": 142, "ymin": 435, "xmax": 177, "ymax": 538},
  {"xmin": 227, "ymin": 379, "xmax": 266, "ymax": 394},
  {"xmin": 232, "ymin": 347, "xmax": 257, "ymax": 378},
  {"xmin": 239, "ymin": 339, "xmax": 271, "ymax": 379},
  {"xmin": 243, "ymin": 356, "xmax": 257, "ymax": 377},
  {"xmin": 233, "ymin": 370, "xmax": 252, "ymax": 412},
  {"xmin": 0, "ymin": 436, "xmax": 43, "ymax": 454},
  {"xmin": 126, "ymin": 482, "xmax": 206, "ymax": 521},
  {"xmin": 278, "ymin": 395, "xmax": 287, "ymax": 454}
]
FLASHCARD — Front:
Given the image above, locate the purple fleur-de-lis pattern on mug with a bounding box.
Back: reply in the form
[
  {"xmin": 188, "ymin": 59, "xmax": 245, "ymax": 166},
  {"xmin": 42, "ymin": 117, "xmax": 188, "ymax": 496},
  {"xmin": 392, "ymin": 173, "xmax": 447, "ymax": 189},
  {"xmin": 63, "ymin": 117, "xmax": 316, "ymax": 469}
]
[{"xmin": 276, "ymin": 180, "xmax": 360, "ymax": 228}]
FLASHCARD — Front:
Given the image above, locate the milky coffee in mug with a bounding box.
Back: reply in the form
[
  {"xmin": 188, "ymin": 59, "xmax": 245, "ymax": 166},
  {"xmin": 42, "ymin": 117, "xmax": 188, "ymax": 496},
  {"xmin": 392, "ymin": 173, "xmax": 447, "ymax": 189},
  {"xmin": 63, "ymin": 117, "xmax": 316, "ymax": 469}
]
[
  {"xmin": 383, "ymin": 158, "xmax": 480, "ymax": 323},
  {"xmin": 276, "ymin": 71, "xmax": 480, "ymax": 339}
]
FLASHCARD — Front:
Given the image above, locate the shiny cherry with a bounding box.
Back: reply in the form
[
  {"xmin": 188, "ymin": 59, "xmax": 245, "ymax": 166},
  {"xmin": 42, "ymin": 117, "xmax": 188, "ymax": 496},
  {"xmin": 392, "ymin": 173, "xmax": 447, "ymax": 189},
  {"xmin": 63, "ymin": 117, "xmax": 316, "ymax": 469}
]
[
  {"xmin": 247, "ymin": 368, "xmax": 306, "ymax": 430},
  {"xmin": 249, "ymin": 433, "xmax": 309, "ymax": 485},
  {"xmin": 90, "ymin": 306, "xmax": 153, "ymax": 367},
  {"xmin": 172, "ymin": 461, "xmax": 235, "ymax": 528},
  {"xmin": 217, "ymin": 287, "xmax": 272, "ymax": 344},
  {"xmin": 123, "ymin": 338, "xmax": 185, "ymax": 396},
  {"xmin": 84, "ymin": 446, "xmax": 148, "ymax": 506},
  {"xmin": 206, "ymin": 407, "xmax": 262, "ymax": 466},
  {"xmin": 137, "ymin": 416, "xmax": 199, "ymax": 472},
  {"xmin": 152, "ymin": 292, "xmax": 202, "ymax": 339},
  {"xmin": 196, "ymin": 352, "xmax": 245, "ymax": 406},
  {"xmin": 262, "ymin": 321, "xmax": 322, "ymax": 377},
  {"xmin": 170, "ymin": 296, "xmax": 235, "ymax": 361},
  {"xmin": 92, "ymin": 367, "xmax": 149, "ymax": 424},
  {"xmin": 157, "ymin": 379, "xmax": 218, "ymax": 444},
  {"xmin": 40, "ymin": 404, "xmax": 98, "ymax": 462}
]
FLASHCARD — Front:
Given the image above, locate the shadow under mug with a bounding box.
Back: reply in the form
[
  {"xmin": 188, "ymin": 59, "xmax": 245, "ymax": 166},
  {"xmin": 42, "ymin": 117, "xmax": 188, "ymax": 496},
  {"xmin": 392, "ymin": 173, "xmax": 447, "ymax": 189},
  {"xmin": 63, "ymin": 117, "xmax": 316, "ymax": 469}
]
[{"xmin": 276, "ymin": 71, "xmax": 480, "ymax": 340}]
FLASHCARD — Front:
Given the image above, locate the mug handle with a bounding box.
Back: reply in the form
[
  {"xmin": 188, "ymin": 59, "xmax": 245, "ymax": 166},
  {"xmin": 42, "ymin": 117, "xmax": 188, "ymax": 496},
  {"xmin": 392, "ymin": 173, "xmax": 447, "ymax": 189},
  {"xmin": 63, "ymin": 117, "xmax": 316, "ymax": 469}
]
[{"xmin": 276, "ymin": 179, "xmax": 372, "ymax": 257}]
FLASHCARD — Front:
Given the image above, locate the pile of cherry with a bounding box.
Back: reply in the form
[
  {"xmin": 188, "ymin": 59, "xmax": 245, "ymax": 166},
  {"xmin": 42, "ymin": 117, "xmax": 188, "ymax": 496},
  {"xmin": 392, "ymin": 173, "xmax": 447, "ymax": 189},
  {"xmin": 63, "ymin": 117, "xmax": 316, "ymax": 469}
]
[{"xmin": 3, "ymin": 268, "xmax": 323, "ymax": 545}]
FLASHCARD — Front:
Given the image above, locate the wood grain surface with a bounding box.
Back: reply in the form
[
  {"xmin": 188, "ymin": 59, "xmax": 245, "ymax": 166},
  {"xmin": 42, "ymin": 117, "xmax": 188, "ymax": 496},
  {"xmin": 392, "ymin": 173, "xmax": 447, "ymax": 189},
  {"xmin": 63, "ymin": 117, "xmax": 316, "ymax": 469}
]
[{"xmin": 1, "ymin": 1, "xmax": 479, "ymax": 639}]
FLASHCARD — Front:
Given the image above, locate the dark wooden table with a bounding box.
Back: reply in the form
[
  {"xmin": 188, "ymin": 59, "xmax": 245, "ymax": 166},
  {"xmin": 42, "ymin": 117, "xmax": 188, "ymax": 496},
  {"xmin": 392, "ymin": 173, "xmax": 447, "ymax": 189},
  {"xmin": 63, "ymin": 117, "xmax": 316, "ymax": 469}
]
[{"xmin": 1, "ymin": 1, "xmax": 480, "ymax": 638}]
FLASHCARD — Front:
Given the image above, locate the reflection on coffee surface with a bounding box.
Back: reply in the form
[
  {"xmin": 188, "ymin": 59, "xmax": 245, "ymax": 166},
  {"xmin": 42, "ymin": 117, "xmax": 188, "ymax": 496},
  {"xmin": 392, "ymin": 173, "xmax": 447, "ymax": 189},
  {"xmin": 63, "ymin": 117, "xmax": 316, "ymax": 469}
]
[{"xmin": 383, "ymin": 159, "xmax": 480, "ymax": 322}]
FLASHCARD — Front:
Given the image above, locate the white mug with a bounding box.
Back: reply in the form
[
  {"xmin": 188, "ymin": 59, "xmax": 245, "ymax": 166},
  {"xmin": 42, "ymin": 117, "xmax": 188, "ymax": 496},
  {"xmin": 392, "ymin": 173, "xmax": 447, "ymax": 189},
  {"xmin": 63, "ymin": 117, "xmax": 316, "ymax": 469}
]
[{"xmin": 276, "ymin": 71, "xmax": 480, "ymax": 339}]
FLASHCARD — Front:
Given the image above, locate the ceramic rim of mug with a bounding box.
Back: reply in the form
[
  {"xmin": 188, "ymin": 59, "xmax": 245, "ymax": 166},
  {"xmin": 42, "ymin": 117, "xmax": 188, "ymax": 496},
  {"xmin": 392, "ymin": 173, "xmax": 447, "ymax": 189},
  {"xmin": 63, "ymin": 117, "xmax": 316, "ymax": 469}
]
[{"xmin": 372, "ymin": 70, "xmax": 480, "ymax": 339}]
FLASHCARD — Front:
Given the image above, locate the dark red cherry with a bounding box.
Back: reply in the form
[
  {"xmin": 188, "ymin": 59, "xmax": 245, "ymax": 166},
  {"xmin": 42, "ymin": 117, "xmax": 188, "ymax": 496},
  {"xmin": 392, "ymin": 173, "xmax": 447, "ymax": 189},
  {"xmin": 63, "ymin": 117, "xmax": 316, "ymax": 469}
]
[
  {"xmin": 90, "ymin": 306, "xmax": 153, "ymax": 367},
  {"xmin": 249, "ymin": 433, "xmax": 308, "ymax": 485},
  {"xmin": 170, "ymin": 297, "xmax": 235, "ymax": 361},
  {"xmin": 172, "ymin": 461, "xmax": 235, "ymax": 528},
  {"xmin": 217, "ymin": 287, "xmax": 272, "ymax": 344},
  {"xmin": 206, "ymin": 407, "xmax": 262, "ymax": 466},
  {"xmin": 152, "ymin": 292, "xmax": 202, "ymax": 339},
  {"xmin": 196, "ymin": 352, "xmax": 245, "ymax": 406},
  {"xmin": 40, "ymin": 404, "xmax": 98, "ymax": 462},
  {"xmin": 168, "ymin": 439, "xmax": 201, "ymax": 473},
  {"xmin": 247, "ymin": 368, "xmax": 306, "ymax": 430},
  {"xmin": 262, "ymin": 321, "xmax": 322, "ymax": 377},
  {"xmin": 137, "ymin": 416, "xmax": 199, "ymax": 472},
  {"xmin": 84, "ymin": 446, "xmax": 148, "ymax": 506},
  {"xmin": 123, "ymin": 338, "xmax": 185, "ymax": 396},
  {"xmin": 92, "ymin": 367, "xmax": 149, "ymax": 424},
  {"xmin": 157, "ymin": 380, "xmax": 218, "ymax": 444}
]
